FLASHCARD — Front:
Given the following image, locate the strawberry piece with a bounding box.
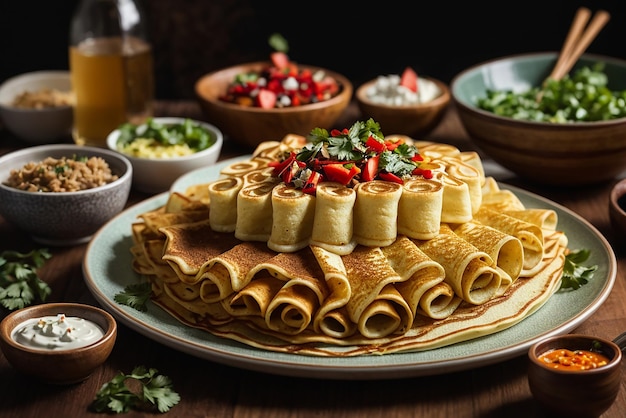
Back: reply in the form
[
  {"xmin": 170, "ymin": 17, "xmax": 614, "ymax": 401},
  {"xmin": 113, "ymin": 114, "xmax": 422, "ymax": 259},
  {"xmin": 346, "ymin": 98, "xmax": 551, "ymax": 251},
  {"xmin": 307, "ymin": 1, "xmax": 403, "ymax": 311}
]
[
  {"xmin": 271, "ymin": 52, "xmax": 290, "ymax": 70},
  {"xmin": 400, "ymin": 67, "xmax": 418, "ymax": 93},
  {"xmin": 257, "ymin": 89, "xmax": 277, "ymax": 109}
]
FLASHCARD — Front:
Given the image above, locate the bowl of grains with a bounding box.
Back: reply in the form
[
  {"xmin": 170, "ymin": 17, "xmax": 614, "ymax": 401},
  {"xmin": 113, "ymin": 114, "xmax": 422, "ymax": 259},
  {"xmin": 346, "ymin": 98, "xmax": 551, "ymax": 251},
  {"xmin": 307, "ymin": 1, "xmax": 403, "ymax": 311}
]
[
  {"xmin": 0, "ymin": 71, "xmax": 74, "ymax": 144},
  {"xmin": 0, "ymin": 144, "xmax": 132, "ymax": 246}
]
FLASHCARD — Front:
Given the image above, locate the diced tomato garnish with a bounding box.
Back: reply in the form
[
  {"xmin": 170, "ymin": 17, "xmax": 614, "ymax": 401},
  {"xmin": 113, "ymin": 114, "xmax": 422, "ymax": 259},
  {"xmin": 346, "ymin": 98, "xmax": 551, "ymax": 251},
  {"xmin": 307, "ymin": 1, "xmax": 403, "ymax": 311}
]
[
  {"xmin": 412, "ymin": 167, "xmax": 434, "ymax": 179},
  {"xmin": 302, "ymin": 171, "xmax": 322, "ymax": 195},
  {"xmin": 379, "ymin": 172, "xmax": 404, "ymax": 184},
  {"xmin": 361, "ymin": 155, "xmax": 380, "ymax": 182},
  {"xmin": 365, "ymin": 136, "xmax": 386, "ymax": 153},
  {"xmin": 322, "ymin": 163, "xmax": 360, "ymax": 185}
]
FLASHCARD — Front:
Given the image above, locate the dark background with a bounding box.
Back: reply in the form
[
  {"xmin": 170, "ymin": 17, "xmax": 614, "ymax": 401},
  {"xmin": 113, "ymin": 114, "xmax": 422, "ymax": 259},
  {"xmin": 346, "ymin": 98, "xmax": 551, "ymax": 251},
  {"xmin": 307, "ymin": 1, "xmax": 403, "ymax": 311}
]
[{"xmin": 1, "ymin": 0, "xmax": 625, "ymax": 100}]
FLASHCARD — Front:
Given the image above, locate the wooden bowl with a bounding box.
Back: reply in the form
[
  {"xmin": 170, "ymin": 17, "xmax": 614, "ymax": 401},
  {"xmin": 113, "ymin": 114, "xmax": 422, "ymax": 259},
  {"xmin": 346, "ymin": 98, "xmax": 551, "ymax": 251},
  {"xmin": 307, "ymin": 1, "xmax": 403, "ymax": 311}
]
[
  {"xmin": 609, "ymin": 178, "xmax": 626, "ymax": 239},
  {"xmin": 528, "ymin": 334, "xmax": 622, "ymax": 417},
  {"xmin": 195, "ymin": 62, "xmax": 353, "ymax": 149},
  {"xmin": 0, "ymin": 303, "xmax": 117, "ymax": 385},
  {"xmin": 355, "ymin": 77, "xmax": 450, "ymax": 137},
  {"xmin": 451, "ymin": 52, "xmax": 626, "ymax": 186}
]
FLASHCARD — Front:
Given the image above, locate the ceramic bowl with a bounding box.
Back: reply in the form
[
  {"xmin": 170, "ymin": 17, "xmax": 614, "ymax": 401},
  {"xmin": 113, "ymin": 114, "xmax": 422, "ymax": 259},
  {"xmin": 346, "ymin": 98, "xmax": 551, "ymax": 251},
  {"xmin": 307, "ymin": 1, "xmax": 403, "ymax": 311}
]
[
  {"xmin": 451, "ymin": 52, "xmax": 626, "ymax": 186},
  {"xmin": 609, "ymin": 178, "xmax": 626, "ymax": 239},
  {"xmin": 355, "ymin": 76, "xmax": 450, "ymax": 137},
  {"xmin": 0, "ymin": 144, "xmax": 132, "ymax": 245},
  {"xmin": 528, "ymin": 333, "xmax": 623, "ymax": 417},
  {"xmin": 0, "ymin": 71, "xmax": 74, "ymax": 144},
  {"xmin": 194, "ymin": 61, "xmax": 352, "ymax": 148},
  {"xmin": 0, "ymin": 303, "xmax": 117, "ymax": 385},
  {"xmin": 106, "ymin": 117, "xmax": 223, "ymax": 194}
]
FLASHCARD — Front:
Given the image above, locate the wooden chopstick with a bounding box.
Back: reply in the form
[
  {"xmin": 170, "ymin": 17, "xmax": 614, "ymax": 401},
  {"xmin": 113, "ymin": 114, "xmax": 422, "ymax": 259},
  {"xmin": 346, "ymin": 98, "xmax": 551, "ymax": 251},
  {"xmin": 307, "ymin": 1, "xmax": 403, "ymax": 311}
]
[{"xmin": 547, "ymin": 8, "xmax": 610, "ymax": 83}]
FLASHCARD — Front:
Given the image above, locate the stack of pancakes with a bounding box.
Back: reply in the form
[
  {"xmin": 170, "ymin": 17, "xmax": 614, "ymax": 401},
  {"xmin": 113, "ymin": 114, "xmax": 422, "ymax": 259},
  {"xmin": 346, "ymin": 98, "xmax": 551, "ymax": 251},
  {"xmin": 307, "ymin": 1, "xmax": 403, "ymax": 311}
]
[{"xmin": 128, "ymin": 135, "xmax": 567, "ymax": 356}]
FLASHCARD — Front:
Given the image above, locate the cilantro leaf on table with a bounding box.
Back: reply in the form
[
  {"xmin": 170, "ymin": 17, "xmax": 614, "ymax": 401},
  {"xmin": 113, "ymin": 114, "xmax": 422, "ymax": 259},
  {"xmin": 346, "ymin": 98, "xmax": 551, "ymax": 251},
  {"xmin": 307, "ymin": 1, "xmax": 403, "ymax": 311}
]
[
  {"xmin": 114, "ymin": 282, "xmax": 152, "ymax": 312},
  {"xmin": 91, "ymin": 366, "xmax": 180, "ymax": 414},
  {"xmin": 0, "ymin": 249, "xmax": 52, "ymax": 310},
  {"xmin": 560, "ymin": 249, "xmax": 598, "ymax": 290}
]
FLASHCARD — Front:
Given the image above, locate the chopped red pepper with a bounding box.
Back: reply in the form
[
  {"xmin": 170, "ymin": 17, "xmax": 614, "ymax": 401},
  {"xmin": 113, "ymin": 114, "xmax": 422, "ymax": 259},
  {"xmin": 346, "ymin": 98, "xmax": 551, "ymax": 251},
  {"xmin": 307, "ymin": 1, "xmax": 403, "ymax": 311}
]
[
  {"xmin": 365, "ymin": 136, "xmax": 386, "ymax": 153},
  {"xmin": 322, "ymin": 163, "xmax": 361, "ymax": 185},
  {"xmin": 412, "ymin": 167, "xmax": 434, "ymax": 179},
  {"xmin": 302, "ymin": 171, "xmax": 323, "ymax": 195},
  {"xmin": 379, "ymin": 172, "xmax": 404, "ymax": 184}
]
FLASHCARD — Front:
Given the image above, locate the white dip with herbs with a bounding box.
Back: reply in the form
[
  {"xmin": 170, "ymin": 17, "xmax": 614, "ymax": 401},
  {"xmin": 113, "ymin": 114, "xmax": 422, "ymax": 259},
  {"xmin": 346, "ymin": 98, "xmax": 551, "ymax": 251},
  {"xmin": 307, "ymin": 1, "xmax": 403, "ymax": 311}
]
[
  {"xmin": 12, "ymin": 313, "xmax": 105, "ymax": 351},
  {"xmin": 365, "ymin": 74, "xmax": 441, "ymax": 106}
]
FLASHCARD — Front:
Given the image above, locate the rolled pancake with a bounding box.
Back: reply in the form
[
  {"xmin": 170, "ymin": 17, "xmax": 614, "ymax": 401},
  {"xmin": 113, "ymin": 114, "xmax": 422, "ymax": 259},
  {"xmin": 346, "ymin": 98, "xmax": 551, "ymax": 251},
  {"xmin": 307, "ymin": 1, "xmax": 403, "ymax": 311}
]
[
  {"xmin": 220, "ymin": 157, "xmax": 270, "ymax": 178},
  {"xmin": 242, "ymin": 166, "xmax": 279, "ymax": 187},
  {"xmin": 310, "ymin": 245, "xmax": 356, "ymax": 338},
  {"xmin": 310, "ymin": 182, "xmax": 357, "ymax": 255},
  {"xmin": 198, "ymin": 241, "xmax": 277, "ymax": 303},
  {"xmin": 439, "ymin": 172, "xmax": 473, "ymax": 224},
  {"xmin": 442, "ymin": 156, "xmax": 483, "ymax": 214},
  {"xmin": 235, "ymin": 181, "xmax": 275, "ymax": 242},
  {"xmin": 268, "ymin": 183, "xmax": 316, "ymax": 253},
  {"xmin": 160, "ymin": 219, "xmax": 242, "ymax": 283},
  {"xmin": 341, "ymin": 246, "xmax": 412, "ymax": 338},
  {"xmin": 413, "ymin": 224, "xmax": 502, "ymax": 305},
  {"xmin": 504, "ymin": 209, "xmax": 558, "ymax": 231},
  {"xmin": 207, "ymin": 176, "xmax": 243, "ymax": 232},
  {"xmin": 415, "ymin": 281, "xmax": 462, "ymax": 319},
  {"xmin": 474, "ymin": 207, "xmax": 544, "ymax": 272},
  {"xmin": 249, "ymin": 247, "xmax": 329, "ymax": 335},
  {"xmin": 459, "ymin": 151, "xmax": 486, "ymax": 186},
  {"xmin": 223, "ymin": 274, "xmax": 283, "ymax": 317},
  {"xmin": 381, "ymin": 236, "xmax": 459, "ymax": 320},
  {"xmin": 452, "ymin": 221, "xmax": 524, "ymax": 285},
  {"xmin": 165, "ymin": 191, "xmax": 209, "ymax": 213},
  {"xmin": 353, "ymin": 180, "xmax": 403, "ymax": 247},
  {"xmin": 139, "ymin": 208, "xmax": 209, "ymax": 237},
  {"xmin": 480, "ymin": 177, "xmax": 526, "ymax": 211},
  {"xmin": 397, "ymin": 177, "xmax": 443, "ymax": 240}
]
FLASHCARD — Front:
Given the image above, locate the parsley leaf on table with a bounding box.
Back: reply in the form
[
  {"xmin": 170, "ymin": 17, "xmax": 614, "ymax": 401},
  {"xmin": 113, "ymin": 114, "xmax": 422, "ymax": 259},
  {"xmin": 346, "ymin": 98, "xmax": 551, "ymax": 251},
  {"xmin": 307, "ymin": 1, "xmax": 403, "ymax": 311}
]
[
  {"xmin": 560, "ymin": 249, "xmax": 598, "ymax": 290},
  {"xmin": 114, "ymin": 282, "xmax": 152, "ymax": 312},
  {"xmin": 0, "ymin": 249, "xmax": 52, "ymax": 310},
  {"xmin": 91, "ymin": 366, "xmax": 180, "ymax": 414}
]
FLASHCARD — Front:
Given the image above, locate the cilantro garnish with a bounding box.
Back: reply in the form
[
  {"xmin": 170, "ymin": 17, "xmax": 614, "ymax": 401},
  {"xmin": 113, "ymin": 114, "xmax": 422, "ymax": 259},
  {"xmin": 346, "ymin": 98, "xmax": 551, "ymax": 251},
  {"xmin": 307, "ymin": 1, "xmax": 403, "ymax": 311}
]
[
  {"xmin": 91, "ymin": 366, "xmax": 180, "ymax": 414},
  {"xmin": 114, "ymin": 282, "xmax": 152, "ymax": 312},
  {"xmin": 0, "ymin": 249, "xmax": 52, "ymax": 311},
  {"xmin": 560, "ymin": 249, "xmax": 598, "ymax": 290}
]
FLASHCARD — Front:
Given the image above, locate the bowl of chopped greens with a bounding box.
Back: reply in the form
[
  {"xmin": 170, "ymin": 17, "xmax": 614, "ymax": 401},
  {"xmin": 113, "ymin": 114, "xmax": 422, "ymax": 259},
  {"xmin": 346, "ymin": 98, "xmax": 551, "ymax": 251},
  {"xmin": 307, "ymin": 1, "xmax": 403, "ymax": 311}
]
[
  {"xmin": 451, "ymin": 52, "xmax": 626, "ymax": 185},
  {"xmin": 107, "ymin": 117, "xmax": 223, "ymax": 194}
]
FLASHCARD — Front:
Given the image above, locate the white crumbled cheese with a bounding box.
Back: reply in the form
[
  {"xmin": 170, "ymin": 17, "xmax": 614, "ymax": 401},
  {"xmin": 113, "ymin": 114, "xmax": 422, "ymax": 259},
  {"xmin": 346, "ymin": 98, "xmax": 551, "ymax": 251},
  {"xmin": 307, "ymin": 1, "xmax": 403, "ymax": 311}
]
[
  {"xmin": 282, "ymin": 77, "xmax": 299, "ymax": 91},
  {"xmin": 365, "ymin": 74, "xmax": 441, "ymax": 106}
]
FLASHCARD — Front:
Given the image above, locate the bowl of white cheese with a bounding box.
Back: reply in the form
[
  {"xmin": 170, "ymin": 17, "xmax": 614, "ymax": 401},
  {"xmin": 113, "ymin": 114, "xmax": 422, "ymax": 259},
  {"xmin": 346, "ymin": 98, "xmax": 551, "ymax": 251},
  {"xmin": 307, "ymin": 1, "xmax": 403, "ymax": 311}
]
[{"xmin": 356, "ymin": 69, "xmax": 450, "ymax": 137}]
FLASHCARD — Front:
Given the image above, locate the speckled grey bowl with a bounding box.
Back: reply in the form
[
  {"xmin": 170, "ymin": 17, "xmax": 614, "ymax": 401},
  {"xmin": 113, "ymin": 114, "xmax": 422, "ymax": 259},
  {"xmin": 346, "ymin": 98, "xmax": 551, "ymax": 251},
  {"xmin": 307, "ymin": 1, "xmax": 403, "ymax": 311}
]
[{"xmin": 0, "ymin": 144, "xmax": 132, "ymax": 246}]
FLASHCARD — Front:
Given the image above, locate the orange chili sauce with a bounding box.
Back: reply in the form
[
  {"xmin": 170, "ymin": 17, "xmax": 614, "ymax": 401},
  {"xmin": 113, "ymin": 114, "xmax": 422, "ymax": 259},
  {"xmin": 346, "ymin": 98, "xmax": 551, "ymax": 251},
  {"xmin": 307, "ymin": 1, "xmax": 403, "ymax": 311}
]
[{"xmin": 538, "ymin": 348, "xmax": 610, "ymax": 371}]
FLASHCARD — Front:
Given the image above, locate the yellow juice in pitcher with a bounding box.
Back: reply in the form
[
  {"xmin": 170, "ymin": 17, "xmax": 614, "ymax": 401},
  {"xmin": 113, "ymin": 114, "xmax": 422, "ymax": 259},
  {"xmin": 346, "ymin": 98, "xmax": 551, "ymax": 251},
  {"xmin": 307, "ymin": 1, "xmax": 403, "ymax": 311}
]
[{"xmin": 70, "ymin": 37, "xmax": 154, "ymax": 147}]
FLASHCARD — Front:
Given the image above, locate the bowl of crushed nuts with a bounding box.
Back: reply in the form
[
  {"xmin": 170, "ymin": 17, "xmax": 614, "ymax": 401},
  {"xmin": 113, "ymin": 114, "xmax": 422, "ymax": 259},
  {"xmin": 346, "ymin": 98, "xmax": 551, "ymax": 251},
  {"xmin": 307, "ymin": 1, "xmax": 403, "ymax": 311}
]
[
  {"xmin": 0, "ymin": 144, "xmax": 132, "ymax": 246},
  {"xmin": 0, "ymin": 70, "xmax": 74, "ymax": 144}
]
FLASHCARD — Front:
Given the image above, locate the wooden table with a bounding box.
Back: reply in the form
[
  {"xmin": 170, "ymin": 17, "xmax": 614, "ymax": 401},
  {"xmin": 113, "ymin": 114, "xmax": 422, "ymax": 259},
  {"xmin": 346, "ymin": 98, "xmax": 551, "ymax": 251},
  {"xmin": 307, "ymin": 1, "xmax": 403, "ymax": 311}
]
[{"xmin": 1, "ymin": 101, "xmax": 625, "ymax": 418}]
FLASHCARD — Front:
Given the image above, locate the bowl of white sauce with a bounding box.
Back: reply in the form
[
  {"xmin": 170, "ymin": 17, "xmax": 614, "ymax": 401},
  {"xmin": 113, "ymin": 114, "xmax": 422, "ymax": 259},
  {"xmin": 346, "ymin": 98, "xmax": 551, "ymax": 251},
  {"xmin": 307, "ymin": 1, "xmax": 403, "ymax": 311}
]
[{"xmin": 0, "ymin": 302, "xmax": 117, "ymax": 384}]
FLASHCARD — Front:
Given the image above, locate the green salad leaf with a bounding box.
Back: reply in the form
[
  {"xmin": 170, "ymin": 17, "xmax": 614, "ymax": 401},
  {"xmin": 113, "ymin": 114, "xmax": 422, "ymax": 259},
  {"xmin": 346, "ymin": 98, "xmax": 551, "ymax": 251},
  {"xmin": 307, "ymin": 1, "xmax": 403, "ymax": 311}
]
[
  {"xmin": 0, "ymin": 249, "xmax": 52, "ymax": 310},
  {"xmin": 476, "ymin": 63, "xmax": 626, "ymax": 122},
  {"xmin": 117, "ymin": 118, "xmax": 216, "ymax": 151},
  {"xmin": 114, "ymin": 282, "xmax": 152, "ymax": 312}
]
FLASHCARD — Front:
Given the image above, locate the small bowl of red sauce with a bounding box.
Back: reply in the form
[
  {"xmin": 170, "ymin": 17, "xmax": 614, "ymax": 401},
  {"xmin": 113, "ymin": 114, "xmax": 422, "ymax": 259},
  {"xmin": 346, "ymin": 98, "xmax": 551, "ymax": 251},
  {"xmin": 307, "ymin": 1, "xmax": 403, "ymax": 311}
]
[{"xmin": 528, "ymin": 333, "xmax": 623, "ymax": 418}]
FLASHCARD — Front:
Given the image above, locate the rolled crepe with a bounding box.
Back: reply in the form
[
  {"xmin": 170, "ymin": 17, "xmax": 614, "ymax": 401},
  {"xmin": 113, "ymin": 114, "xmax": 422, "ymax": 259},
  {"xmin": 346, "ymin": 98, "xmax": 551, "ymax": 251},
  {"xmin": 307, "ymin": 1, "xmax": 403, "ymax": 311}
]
[
  {"xmin": 220, "ymin": 157, "xmax": 270, "ymax": 178},
  {"xmin": 459, "ymin": 151, "xmax": 486, "ymax": 186},
  {"xmin": 223, "ymin": 274, "xmax": 283, "ymax": 317},
  {"xmin": 442, "ymin": 156, "xmax": 483, "ymax": 214},
  {"xmin": 474, "ymin": 207, "xmax": 544, "ymax": 273},
  {"xmin": 504, "ymin": 209, "xmax": 558, "ymax": 231},
  {"xmin": 242, "ymin": 166, "xmax": 279, "ymax": 187},
  {"xmin": 397, "ymin": 177, "xmax": 444, "ymax": 240},
  {"xmin": 413, "ymin": 224, "xmax": 502, "ymax": 305},
  {"xmin": 310, "ymin": 245, "xmax": 356, "ymax": 338},
  {"xmin": 207, "ymin": 176, "xmax": 243, "ymax": 232},
  {"xmin": 438, "ymin": 172, "xmax": 473, "ymax": 224},
  {"xmin": 341, "ymin": 246, "xmax": 412, "ymax": 338},
  {"xmin": 452, "ymin": 221, "xmax": 524, "ymax": 284},
  {"xmin": 235, "ymin": 182, "xmax": 275, "ymax": 242},
  {"xmin": 310, "ymin": 182, "xmax": 357, "ymax": 255},
  {"xmin": 381, "ymin": 236, "xmax": 460, "ymax": 320},
  {"xmin": 353, "ymin": 180, "xmax": 403, "ymax": 247},
  {"xmin": 268, "ymin": 183, "xmax": 316, "ymax": 253}
]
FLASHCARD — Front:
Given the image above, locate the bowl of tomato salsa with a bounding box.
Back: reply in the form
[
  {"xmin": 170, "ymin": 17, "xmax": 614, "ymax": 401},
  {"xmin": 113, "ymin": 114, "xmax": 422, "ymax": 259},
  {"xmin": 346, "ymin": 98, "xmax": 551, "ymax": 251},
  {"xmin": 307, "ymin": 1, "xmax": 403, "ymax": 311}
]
[{"xmin": 528, "ymin": 333, "xmax": 623, "ymax": 417}]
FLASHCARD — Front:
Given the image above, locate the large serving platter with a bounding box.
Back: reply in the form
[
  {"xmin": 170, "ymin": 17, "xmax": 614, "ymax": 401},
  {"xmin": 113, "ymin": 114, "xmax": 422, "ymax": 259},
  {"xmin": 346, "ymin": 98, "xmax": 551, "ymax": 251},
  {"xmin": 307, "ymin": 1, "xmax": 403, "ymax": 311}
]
[{"xmin": 83, "ymin": 157, "xmax": 616, "ymax": 380}]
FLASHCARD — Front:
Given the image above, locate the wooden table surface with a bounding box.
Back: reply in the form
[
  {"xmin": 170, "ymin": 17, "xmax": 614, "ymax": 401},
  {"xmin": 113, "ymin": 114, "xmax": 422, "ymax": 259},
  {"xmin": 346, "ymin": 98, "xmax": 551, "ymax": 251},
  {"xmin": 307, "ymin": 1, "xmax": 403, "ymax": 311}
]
[{"xmin": 1, "ymin": 101, "xmax": 625, "ymax": 418}]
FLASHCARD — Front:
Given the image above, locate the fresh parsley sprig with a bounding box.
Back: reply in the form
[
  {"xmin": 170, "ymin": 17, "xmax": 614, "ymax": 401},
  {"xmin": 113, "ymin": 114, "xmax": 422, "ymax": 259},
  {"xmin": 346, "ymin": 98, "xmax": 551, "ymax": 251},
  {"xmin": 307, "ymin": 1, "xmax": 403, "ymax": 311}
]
[
  {"xmin": 114, "ymin": 282, "xmax": 152, "ymax": 312},
  {"xmin": 0, "ymin": 248, "xmax": 52, "ymax": 310},
  {"xmin": 560, "ymin": 249, "xmax": 598, "ymax": 290},
  {"xmin": 91, "ymin": 366, "xmax": 180, "ymax": 414}
]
